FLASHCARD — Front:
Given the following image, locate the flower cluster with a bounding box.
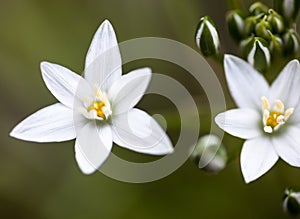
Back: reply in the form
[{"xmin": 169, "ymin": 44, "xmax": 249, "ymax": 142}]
[{"xmin": 8, "ymin": 2, "xmax": 300, "ymax": 212}]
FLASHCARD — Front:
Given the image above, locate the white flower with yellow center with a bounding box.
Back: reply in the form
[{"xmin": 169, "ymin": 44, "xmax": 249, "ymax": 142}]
[
  {"xmin": 215, "ymin": 54, "xmax": 300, "ymax": 183},
  {"xmin": 10, "ymin": 20, "xmax": 174, "ymax": 174}
]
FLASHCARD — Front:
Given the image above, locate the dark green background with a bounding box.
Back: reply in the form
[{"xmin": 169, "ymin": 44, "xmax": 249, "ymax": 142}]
[{"xmin": 0, "ymin": 0, "xmax": 298, "ymax": 218}]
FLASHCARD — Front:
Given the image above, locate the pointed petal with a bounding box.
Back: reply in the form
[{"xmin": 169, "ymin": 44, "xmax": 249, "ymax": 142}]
[
  {"xmin": 215, "ymin": 108, "xmax": 262, "ymax": 139},
  {"xmin": 241, "ymin": 137, "xmax": 278, "ymax": 183},
  {"xmin": 273, "ymin": 126, "xmax": 300, "ymax": 167},
  {"xmin": 289, "ymin": 102, "xmax": 300, "ymax": 123},
  {"xmin": 112, "ymin": 108, "xmax": 173, "ymax": 155},
  {"xmin": 72, "ymin": 78, "xmax": 94, "ymax": 110},
  {"xmin": 224, "ymin": 55, "xmax": 269, "ymax": 109},
  {"xmin": 84, "ymin": 20, "xmax": 122, "ymax": 91},
  {"xmin": 269, "ymin": 60, "xmax": 300, "ymax": 108},
  {"xmin": 10, "ymin": 103, "xmax": 77, "ymax": 142},
  {"xmin": 41, "ymin": 62, "xmax": 82, "ymax": 108},
  {"xmin": 108, "ymin": 68, "xmax": 151, "ymax": 115},
  {"xmin": 75, "ymin": 122, "xmax": 112, "ymax": 174}
]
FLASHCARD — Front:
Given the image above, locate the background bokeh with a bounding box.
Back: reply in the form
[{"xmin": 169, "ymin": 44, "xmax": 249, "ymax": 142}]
[{"xmin": 1, "ymin": 0, "xmax": 299, "ymax": 218}]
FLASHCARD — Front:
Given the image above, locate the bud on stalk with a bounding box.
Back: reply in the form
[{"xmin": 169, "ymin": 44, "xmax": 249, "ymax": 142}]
[
  {"xmin": 283, "ymin": 29, "xmax": 300, "ymax": 55},
  {"xmin": 274, "ymin": 0, "xmax": 300, "ymax": 23},
  {"xmin": 191, "ymin": 134, "xmax": 227, "ymax": 173},
  {"xmin": 195, "ymin": 16, "xmax": 221, "ymax": 57},
  {"xmin": 240, "ymin": 37, "xmax": 271, "ymax": 72},
  {"xmin": 267, "ymin": 9, "xmax": 284, "ymax": 34},
  {"xmin": 227, "ymin": 10, "xmax": 246, "ymax": 41},
  {"xmin": 283, "ymin": 188, "xmax": 300, "ymax": 216},
  {"xmin": 249, "ymin": 2, "xmax": 269, "ymax": 15}
]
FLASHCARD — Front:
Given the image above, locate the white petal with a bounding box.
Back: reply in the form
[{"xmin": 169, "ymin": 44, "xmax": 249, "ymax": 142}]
[
  {"xmin": 108, "ymin": 68, "xmax": 151, "ymax": 115},
  {"xmin": 41, "ymin": 62, "xmax": 82, "ymax": 108},
  {"xmin": 289, "ymin": 102, "xmax": 300, "ymax": 123},
  {"xmin": 215, "ymin": 108, "xmax": 262, "ymax": 139},
  {"xmin": 10, "ymin": 103, "xmax": 77, "ymax": 142},
  {"xmin": 269, "ymin": 60, "xmax": 300, "ymax": 108},
  {"xmin": 224, "ymin": 55, "xmax": 269, "ymax": 109},
  {"xmin": 75, "ymin": 122, "xmax": 112, "ymax": 174},
  {"xmin": 84, "ymin": 20, "xmax": 122, "ymax": 91},
  {"xmin": 241, "ymin": 137, "xmax": 278, "ymax": 183},
  {"xmin": 72, "ymin": 78, "xmax": 94, "ymax": 110},
  {"xmin": 273, "ymin": 126, "xmax": 300, "ymax": 167},
  {"xmin": 112, "ymin": 108, "xmax": 173, "ymax": 155}
]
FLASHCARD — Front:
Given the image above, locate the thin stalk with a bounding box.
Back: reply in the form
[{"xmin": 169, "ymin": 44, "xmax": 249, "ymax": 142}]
[{"xmin": 226, "ymin": 0, "xmax": 244, "ymax": 10}]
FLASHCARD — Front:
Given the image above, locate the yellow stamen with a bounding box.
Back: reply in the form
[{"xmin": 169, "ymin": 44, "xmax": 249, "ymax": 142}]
[
  {"xmin": 261, "ymin": 97, "xmax": 294, "ymax": 133},
  {"xmin": 261, "ymin": 96, "xmax": 270, "ymax": 110},
  {"xmin": 274, "ymin": 99, "xmax": 284, "ymax": 113},
  {"xmin": 266, "ymin": 111, "xmax": 282, "ymax": 128},
  {"xmin": 88, "ymin": 101, "xmax": 106, "ymax": 119},
  {"xmin": 285, "ymin": 108, "xmax": 294, "ymax": 120}
]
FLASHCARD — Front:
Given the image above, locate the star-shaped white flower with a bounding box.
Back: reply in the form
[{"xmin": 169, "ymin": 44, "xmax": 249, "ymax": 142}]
[
  {"xmin": 215, "ymin": 54, "xmax": 300, "ymax": 183},
  {"xmin": 10, "ymin": 20, "xmax": 174, "ymax": 174}
]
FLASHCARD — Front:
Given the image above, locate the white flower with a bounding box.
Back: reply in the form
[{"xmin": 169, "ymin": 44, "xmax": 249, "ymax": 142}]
[
  {"xmin": 215, "ymin": 54, "xmax": 300, "ymax": 183},
  {"xmin": 10, "ymin": 20, "xmax": 174, "ymax": 174}
]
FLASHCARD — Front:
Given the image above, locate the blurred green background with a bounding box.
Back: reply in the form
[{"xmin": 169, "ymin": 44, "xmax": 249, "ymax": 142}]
[{"xmin": 1, "ymin": 0, "xmax": 299, "ymax": 218}]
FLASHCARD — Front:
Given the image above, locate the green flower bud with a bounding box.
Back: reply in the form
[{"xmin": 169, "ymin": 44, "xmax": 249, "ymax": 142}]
[
  {"xmin": 226, "ymin": 10, "xmax": 246, "ymax": 41},
  {"xmin": 249, "ymin": 2, "xmax": 269, "ymax": 15},
  {"xmin": 269, "ymin": 33, "xmax": 284, "ymax": 53},
  {"xmin": 195, "ymin": 16, "xmax": 221, "ymax": 57},
  {"xmin": 283, "ymin": 29, "xmax": 300, "ymax": 55},
  {"xmin": 245, "ymin": 14, "xmax": 264, "ymax": 36},
  {"xmin": 240, "ymin": 37, "xmax": 271, "ymax": 72},
  {"xmin": 191, "ymin": 134, "xmax": 227, "ymax": 173},
  {"xmin": 255, "ymin": 16, "xmax": 273, "ymax": 40},
  {"xmin": 274, "ymin": 0, "xmax": 300, "ymax": 23},
  {"xmin": 267, "ymin": 9, "xmax": 285, "ymax": 33},
  {"xmin": 283, "ymin": 188, "xmax": 300, "ymax": 216}
]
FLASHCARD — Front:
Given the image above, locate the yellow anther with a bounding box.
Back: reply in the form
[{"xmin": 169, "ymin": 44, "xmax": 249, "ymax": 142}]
[
  {"xmin": 261, "ymin": 97, "xmax": 294, "ymax": 133},
  {"xmin": 88, "ymin": 101, "xmax": 106, "ymax": 119},
  {"xmin": 266, "ymin": 111, "xmax": 282, "ymax": 128}
]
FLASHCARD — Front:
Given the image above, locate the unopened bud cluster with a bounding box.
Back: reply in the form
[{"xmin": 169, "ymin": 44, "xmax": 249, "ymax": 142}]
[{"xmin": 227, "ymin": 0, "xmax": 300, "ymax": 72}]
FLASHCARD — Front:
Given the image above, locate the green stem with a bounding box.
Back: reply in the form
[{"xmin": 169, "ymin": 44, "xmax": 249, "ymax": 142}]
[
  {"xmin": 212, "ymin": 53, "xmax": 224, "ymax": 67},
  {"xmin": 226, "ymin": 0, "xmax": 244, "ymax": 10},
  {"xmin": 161, "ymin": 106, "xmax": 242, "ymax": 165}
]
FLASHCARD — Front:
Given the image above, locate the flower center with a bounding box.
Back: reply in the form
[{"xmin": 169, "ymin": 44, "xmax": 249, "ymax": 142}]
[
  {"xmin": 261, "ymin": 96, "xmax": 294, "ymax": 133},
  {"xmin": 87, "ymin": 101, "xmax": 106, "ymax": 119},
  {"xmin": 265, "ymin": 111, "xmax": 282, "ymax": 128},
  {"xmin": 80, "ymin": 85, "xmax": 112, "ymax": 121}
]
